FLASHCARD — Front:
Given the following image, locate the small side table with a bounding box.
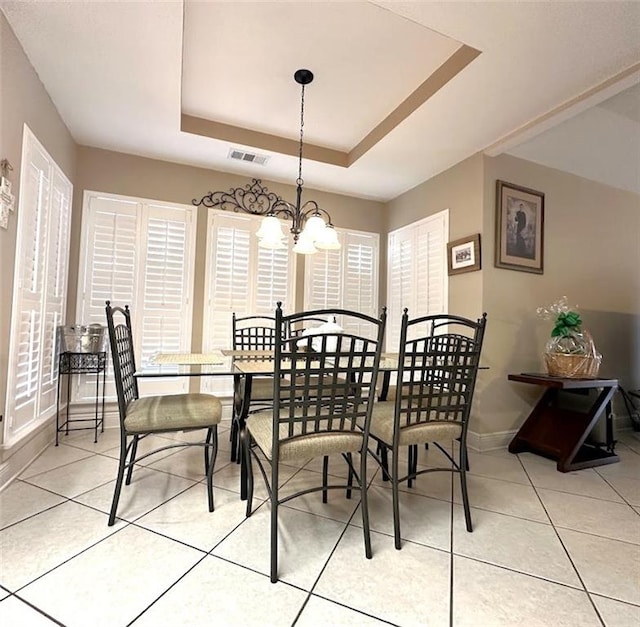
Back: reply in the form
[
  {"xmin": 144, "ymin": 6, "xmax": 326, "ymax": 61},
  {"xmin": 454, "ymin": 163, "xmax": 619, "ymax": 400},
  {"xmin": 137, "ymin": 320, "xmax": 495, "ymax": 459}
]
[
  {"xmin": 56, "ymin": 351, "xmax": 107, "ymax": 445},
  {"xmin": 508, "ymin": 373, "xmax": 618, "ymax": 472}
]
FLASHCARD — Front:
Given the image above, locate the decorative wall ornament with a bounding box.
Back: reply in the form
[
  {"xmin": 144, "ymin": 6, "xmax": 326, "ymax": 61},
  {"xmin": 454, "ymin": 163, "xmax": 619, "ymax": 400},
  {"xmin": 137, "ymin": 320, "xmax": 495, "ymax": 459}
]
[{"xmin": 0, "ymin": 159, "xmax": 16, "ymax": 230}]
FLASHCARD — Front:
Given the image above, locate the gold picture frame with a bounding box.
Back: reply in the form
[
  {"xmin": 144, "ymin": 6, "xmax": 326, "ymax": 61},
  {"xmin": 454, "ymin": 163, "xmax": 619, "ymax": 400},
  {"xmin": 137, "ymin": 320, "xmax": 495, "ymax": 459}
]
[
  {"xmin": 447, "ymin": 233, "xmax": 481, "ymax": 276},
  {"xmin": 495, "ymin": 180, "xmax": 544, "ymax": 274}
]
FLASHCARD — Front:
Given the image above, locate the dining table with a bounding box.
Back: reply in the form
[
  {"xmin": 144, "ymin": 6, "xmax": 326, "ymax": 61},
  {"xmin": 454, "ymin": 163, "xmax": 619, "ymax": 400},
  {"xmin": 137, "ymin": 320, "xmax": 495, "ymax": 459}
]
[{"xmin": 135, "ymin": 349, "xmax": 402, "ymax": 497}]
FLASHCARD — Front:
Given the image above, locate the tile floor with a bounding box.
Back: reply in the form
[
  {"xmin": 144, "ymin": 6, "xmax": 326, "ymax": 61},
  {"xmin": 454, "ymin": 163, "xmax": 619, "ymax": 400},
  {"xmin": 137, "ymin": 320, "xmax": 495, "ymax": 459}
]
[{"xmin": 1, "ymin": 416, "xmax": 639, "ymax": 627}]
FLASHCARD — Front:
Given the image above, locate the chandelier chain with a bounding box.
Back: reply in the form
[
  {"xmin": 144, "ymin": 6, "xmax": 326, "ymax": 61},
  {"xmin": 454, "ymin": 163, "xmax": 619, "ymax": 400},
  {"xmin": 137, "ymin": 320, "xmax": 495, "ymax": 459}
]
[{"xmin": 297, "ymin": 83, "xmax": 305, "ymax": 186}]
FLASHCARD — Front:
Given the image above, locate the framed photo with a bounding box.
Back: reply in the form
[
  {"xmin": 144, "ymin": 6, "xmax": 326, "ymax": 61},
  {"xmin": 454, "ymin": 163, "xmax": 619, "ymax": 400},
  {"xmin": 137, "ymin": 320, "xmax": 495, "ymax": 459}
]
[
  {"xmin": 447, "ymin": 233, "xmax": 481, "ymax": 275},
  {"xmin": 495, "ymin": 180, "xmax": 544, "ymax": 274}
]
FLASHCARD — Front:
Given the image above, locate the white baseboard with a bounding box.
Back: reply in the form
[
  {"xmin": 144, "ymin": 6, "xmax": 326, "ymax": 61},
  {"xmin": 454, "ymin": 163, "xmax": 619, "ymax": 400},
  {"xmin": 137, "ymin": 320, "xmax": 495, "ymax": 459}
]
[{"xmin": 466, "ymin": 429, "xmax": 516, "ymax": 453}]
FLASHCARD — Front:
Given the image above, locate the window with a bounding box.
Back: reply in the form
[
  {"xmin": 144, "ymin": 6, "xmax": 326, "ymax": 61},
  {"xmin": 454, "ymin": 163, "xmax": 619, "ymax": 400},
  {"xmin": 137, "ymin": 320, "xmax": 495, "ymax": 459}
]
[
  {"xmin": 77, "ymin": 192, "xmax": 197, "ymax": 398},
  {"xmin": 5, "ymin": 125, "xmax": 72, "ymax": 443},
  {"xmin": 304, "ymin": 228, "xmax": 379, "ymax": 335},
  {"xmin": 201, "ymin": 210, "xmax": 296, "ymax": 395},
  {"xmin": 386, "ymin": 210, "xmax": 448, "ymax": 350}
]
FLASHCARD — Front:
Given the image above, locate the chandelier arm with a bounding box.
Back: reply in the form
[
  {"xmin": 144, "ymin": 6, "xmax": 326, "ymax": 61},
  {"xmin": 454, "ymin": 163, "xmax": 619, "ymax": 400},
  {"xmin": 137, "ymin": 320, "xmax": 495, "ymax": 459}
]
[{"xmin": 298, "ymin": 201, "xmax": 335, "ymax": 226}]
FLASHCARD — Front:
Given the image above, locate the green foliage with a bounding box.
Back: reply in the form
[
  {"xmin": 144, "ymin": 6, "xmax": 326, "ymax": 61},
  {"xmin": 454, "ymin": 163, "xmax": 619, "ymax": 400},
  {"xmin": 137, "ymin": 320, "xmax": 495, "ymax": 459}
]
[{"xmin": 551, "ymin": 311, "xmax": 582, "ymax": 337}]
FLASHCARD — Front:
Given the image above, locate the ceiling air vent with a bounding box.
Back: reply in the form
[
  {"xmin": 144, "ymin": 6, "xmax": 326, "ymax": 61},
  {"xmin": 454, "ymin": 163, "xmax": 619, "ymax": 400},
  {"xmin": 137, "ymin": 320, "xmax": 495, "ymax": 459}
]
[{"xmin": 228, "ymin": 148, "xmax": 269, "ymax": 166}]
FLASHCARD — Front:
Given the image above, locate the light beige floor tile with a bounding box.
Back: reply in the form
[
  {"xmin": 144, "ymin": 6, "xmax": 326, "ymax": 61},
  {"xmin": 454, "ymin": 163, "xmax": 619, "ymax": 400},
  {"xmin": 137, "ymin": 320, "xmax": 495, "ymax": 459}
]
[
  {"xmin": 22, "ymin": 454, "xmax": 119, "ymax": 499},
  {"xmin": 466, "ymin": 450, "xmax": 532, "ymax": 485},
  {"xmin": 521, "ymin": 456, "xmax": 625, "ymax": 501},
  {"xmin": 353, "ymin": 484, "xmax": 452, "ymax": 551},
  {"xmin": 538, "ymin": 489, "xmax": 640, "ymax": 544},
  {"xmin": 19, "ymin": 443, "xmax": 93, "ymax": 480},
  {"xmin": 101, "ymin": 433, "xmax": 185, "ymax": 465},
  {"xmin": 452, "ymin": 555, "xmax": 602, "ymax": 627},
  {"xmin": 75, "ymin": 466, "xmax": 196, "ymax": 522},
  {"xmin": 146, "ymin": 445, "xmax": 224, "ymax": 481},
  {"xmin": 616, "ymin": 432, "xmax": 640, "ymax": 455},
  {"xmin": 212, "ymin": 502, "xmax": 346, "ymax": 590},
  {"xmin": 0, "ymin": 501, "xmax": 125, "ymax": 590},
  {"xmin": 0, "ymin": 481, "xmax": 65, "ymax": 530},
  {"xmin": 558, "ymin": 528, "xmax": 640, "ymax": 605},
  {"xmin": 303, "ymin": 453, "xmax": 356, "ymax": 478},
  {"xmin": 591, "ymin": 593, "xmax": 640, "ymax": 627},
  {"xmin": 594, "ymin": 447, "xmax": 640, "ymax": 480},
  {"xmin": 0, "ymin": 588, "xmax": 8, "ymax": 601},
  {"xmin": 216, "ymin": 457, "xmax": 301, "ymax": 500},
  {"xmin": 0, "ymin": 596, "xmax": 58, "ymax": 625},
  {"xmin": 452, "ymin": 505, "xmax": 580, "ymax": 587},
  {"xmin": 597, "ymin": 473, "xmax": 640, "ymax": 507},
  {"xmin": 315, "ymin": 525, "xmax": 450, "ymax": 627},
  {"xmin": 136, "ymin": 484, "xmax": 252, "ymax": 551},
  {"xmin": 297, "ymin": 595, "xmax": 392, "ymax": 627},
  {"xmin": 370, "ymin": 460, "xmax": 454, "ymax": 502},
  {"xmin": 19, "ymin": 525, "xmax": 203, "ymax": 627},
  {"xmin": 453, "ymin": 474, "xmax": 549, "ymax": 522},
  {"xmin": 276, "ymin": 468, "xmax": 361, "ymax": 523},
  {"xmin": 134, "ymin": 554, "xmax": 307, "ymax": 627},
  {"xmin": 63, "ymin": 428, "xmax": 122, "ymax": 453}
]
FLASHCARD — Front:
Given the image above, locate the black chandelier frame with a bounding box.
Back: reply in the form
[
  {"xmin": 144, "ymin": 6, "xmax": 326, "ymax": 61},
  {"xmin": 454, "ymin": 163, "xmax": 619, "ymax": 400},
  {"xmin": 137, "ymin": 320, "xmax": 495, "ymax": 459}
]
[{"xmin": 192, "ymin": 178, "xmax": 334, "ymax": 243}]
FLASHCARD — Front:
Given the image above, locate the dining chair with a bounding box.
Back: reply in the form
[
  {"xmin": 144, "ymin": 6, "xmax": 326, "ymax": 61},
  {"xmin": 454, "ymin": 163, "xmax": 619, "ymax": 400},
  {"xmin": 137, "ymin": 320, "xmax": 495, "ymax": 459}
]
[
  {"xmin": 242, "ymin": 303, "xmax": 386, "ymax": 582},
  {"xmin": 105, "ymin": 301, "xmax": 222, "ymax": 526},
  {"xmin": 229, "ymin": 314, "xmax": 279, "ymax": 462},
  {"xmin": 368, "ymin": 310, "xmax": 487, "ymax": 549}
]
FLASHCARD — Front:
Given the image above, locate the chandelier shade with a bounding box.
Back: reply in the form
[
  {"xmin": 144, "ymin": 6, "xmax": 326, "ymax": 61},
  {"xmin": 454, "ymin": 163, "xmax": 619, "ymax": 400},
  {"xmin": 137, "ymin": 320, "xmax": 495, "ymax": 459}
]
[{"xmin": 192, "ymin": 69, "xmax": 340, "ymax": 255}]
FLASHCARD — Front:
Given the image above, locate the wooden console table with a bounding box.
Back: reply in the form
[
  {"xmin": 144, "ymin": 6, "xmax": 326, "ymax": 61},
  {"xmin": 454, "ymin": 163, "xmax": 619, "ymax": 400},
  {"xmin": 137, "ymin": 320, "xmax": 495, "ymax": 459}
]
[{"xmin": 508, "ymin": 373, "xmax": 618, "ymax": 472}]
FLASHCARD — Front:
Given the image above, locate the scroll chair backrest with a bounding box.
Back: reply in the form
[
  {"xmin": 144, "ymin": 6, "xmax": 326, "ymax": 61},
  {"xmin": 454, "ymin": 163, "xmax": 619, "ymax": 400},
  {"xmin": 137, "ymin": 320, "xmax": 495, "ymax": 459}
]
[
  {"xmin": 272, "ymin": 304, "xmax": 386, "ymax": 457},
  {"xmin": 394, "ymin": 311, "xmax": 487, "ymax": 443},
  {"xmin": 232, "ymin": 314, "xmax": 277, "ymax": 351},
  {"xmin": 105, "ymin": 301, "xmax": 139, "ymax": 425}
]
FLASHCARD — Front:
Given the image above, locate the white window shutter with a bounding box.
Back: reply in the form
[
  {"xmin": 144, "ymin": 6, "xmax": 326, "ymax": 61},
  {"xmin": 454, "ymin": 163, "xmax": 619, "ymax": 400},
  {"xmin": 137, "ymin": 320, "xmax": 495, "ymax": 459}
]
[
  {"xmin": 386, "ymin": 210, "xmax": 448, "ymax": 350},
  {"xmin": 202, "ymin": 211, "xmax": 294, "ymax": 396},
  {"xmin": 304, "ymin": 228, "xmax": 379, "ymax": 337},
  {"xmin": 5, "ymin": 126, "xmax": 72, "ymax": 442}
]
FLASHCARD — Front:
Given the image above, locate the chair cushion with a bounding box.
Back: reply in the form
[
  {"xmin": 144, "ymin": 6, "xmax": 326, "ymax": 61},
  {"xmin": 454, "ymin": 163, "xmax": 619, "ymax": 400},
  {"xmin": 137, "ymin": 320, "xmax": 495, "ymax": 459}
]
[
  {"xmin": 369, "ymin": 401, "xmax": 462, "ymax": 446},
  {"xmin": 247, "ymin": 411, "xmax": 363, "ymax": 462},
  {"xmin": 248, "ymin": 376, "xmax": 277, "ymax": 401},
  {"xmin": 125, "ymin": 393, "xmax": 222, "ymax": 433}
]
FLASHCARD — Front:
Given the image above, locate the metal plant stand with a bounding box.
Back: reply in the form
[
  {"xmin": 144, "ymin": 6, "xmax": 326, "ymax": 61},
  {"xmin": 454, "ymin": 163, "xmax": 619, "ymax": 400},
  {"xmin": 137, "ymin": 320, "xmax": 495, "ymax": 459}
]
[{"xmin": 56, "ymin": 351, "xmax": 107, "ymax": 445}]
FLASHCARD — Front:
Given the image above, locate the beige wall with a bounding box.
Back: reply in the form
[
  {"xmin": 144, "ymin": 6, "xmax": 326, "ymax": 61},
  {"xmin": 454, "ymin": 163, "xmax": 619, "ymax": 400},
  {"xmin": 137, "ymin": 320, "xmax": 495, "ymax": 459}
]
[
  {"xmin": 0, "ymin": 13, "xmax": 77, "ymax": 447},
  {"xmin": 481, "ymin": 153, "xmax": 640, "ymax": 437},
  {"xmin": 71, "ymin": 146, "xmax": 386, "ymax": 352},
  {"xmin": 385, "ymin": 150, "xmax": 640, "ymax": 442},
  {"xmin": 385, "ymin": 153, "xmax": 485, "ymax": 319}
]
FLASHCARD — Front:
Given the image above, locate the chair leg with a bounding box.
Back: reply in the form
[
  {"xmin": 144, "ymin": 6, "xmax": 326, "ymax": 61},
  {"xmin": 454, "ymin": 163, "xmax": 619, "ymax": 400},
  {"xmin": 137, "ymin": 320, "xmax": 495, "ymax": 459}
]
[
  {"xmin": 108, "ymin": 433, "xmax": 129, "ymax": 526},
  {"xmin": 407, "ymin": 444, "xmax": 417, "ymax": 488},
  {"xmin": 230, "ymin": 418, "xmax": 239, "ymax": 463},
  {"xmin": 206, "ymin": 427, "xmax": 218, "ymax": 512},
  {"xmin": 359, "ymin": 449, "xmax": 372, "ymax": 559},
  {"xmin": 459, "ymin": 443, "xmax": 473, "ymax": 532},
  {"xmin": 243, "ymin": 429, "xmax": 255, "ymax": 517},
  {"xmin": 391, "ymin": 449, "xmax": 402, "ymax": 550},
  {"xmin": 125, "ymin": 435, "xmax": 139, "ymax": 485},
  {"xmin": 270, "ymin": 465, "xmax": 279, "ymax": 583},
  {"xmin": 240, "ymin": 424, "xmax": 248, "ymax": 501},
  {"xmin": 322, "ymin": 455, "xmax": 329, "ymax": 503},
  {"xmin": 379, "ymin": 443, "xmax": 390, "ymax": 482}
]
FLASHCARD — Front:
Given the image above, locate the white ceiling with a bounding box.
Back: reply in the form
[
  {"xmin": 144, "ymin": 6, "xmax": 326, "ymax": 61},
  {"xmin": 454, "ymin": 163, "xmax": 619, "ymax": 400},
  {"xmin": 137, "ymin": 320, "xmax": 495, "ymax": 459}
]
[{"xmin": 2, "ymin": 0, "xmax": 640, "ymax": 202}]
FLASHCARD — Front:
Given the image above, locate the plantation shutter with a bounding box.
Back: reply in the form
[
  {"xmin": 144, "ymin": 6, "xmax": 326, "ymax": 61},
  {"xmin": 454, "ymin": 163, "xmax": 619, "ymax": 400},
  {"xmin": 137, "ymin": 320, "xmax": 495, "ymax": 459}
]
[
  {"xmin": 5, "ymin": 126, "xmax": 72, "ymax": 442},
  {"xmin": 77, "ymin": 193, "xmax": 196, "ymax": 399},
  {"xmin": 304, "ymin": 228, "xmax": 379, "ymax": 336},
  {"xmin": 201, "ymin": 211, "xmax": 295, "ymax": 396},
  {"xmin": 386, "ymin": 210, "xmax": 448, "ymax": 350}
]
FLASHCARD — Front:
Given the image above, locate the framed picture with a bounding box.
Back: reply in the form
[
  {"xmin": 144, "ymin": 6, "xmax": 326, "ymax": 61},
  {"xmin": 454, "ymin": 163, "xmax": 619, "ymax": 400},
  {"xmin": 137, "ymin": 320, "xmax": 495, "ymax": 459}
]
[
  {"xmin": 447, "ymin": 233, "xmax": 481, "ymax": 275},
  {"xmin": 495, "ymin": 180, "xmax": 544, "ymax": 274}
]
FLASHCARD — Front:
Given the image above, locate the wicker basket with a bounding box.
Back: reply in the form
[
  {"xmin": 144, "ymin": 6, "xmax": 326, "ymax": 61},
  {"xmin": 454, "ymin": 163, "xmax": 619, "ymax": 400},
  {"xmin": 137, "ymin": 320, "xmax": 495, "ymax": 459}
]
[
  {"xmin": 544, "ymin": 331, "xmax": 602, "ymax": 378},
  {"xmin": 544, "ymin": 352, "xmax": 601, "ymax": 378}
]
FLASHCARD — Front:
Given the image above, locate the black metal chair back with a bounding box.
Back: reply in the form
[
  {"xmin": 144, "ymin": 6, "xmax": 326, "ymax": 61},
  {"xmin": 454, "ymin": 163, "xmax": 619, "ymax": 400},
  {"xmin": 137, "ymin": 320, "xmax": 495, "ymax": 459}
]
[
  {"xmin": 232, "ymin": 314, "xmax": 277, "ymax": 350},
  {"xmin": 393, "ymin": 311, "xmax": 487, "ymax": 442},
  {"xmin": 105, "ymin": 300, "xmax": 139, "ymax": 424}
]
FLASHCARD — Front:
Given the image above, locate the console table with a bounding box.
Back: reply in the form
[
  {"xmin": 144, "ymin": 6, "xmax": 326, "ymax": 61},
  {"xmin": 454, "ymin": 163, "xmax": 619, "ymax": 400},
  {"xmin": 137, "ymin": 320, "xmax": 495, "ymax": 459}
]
[
  {"xmin": 507, "ymin": 373, "xmax": 618, "ymax": 472},
  {"xmin": 56, "ymin": 351, "xmax": 107, "ymax": 445}
]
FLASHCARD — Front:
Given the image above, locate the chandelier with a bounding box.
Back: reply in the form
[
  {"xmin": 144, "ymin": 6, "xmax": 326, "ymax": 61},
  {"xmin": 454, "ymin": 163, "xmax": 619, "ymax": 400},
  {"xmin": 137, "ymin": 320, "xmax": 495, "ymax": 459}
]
[{"xmin": 193, "ymin": 69, "xmax": 340, "ymax": 255}]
